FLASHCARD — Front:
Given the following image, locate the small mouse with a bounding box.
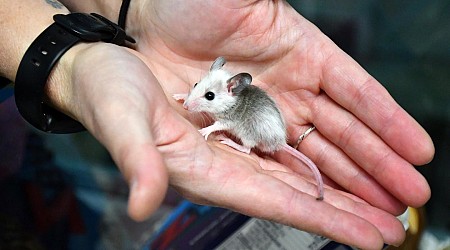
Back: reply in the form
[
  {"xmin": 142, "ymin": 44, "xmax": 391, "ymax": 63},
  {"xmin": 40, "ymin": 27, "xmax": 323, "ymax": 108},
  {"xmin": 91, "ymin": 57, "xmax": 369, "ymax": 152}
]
[{"xmin": 175, "ymin": 57, "xmax": 324, "ymax": 200}]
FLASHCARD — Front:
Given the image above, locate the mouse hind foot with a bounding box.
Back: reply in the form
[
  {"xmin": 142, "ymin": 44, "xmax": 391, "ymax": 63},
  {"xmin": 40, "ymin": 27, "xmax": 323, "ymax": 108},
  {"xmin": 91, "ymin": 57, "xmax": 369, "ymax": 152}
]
[{"xmin": 216, "ymin": 134, "xmax": 251, "ymax": 154}]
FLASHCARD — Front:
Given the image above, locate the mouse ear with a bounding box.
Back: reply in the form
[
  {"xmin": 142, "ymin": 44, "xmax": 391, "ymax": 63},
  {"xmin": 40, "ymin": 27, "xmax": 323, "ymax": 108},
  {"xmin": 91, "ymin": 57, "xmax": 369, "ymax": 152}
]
[
  {"xmin": 210, "ymin": 56, "xmax": 226, "ymax": 71},
  {"xmin": 227, "ymin": 73, "xmax": 252, "ymax": 95}
]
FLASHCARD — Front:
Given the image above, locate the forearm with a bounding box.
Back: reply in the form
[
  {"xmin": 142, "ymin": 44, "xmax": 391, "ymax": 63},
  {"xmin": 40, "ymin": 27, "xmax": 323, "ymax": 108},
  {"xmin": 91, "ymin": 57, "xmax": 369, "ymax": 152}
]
[
  {"xmin": 0, "ymin": 1, "xmax": 97, "ymax": 120},
  {"xmin": 0, "ymin": 1, "xmax": 70, "ymax": 80}
]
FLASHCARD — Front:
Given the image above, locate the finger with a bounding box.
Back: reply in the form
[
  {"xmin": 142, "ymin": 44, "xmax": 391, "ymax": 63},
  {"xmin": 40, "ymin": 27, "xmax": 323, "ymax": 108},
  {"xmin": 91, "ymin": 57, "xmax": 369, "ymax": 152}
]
[
  {"xmin": 89, "ymin": 107, "xmax": 169, "ymax": 221},
  {"xmin": 223, "ymin": 172, "xmax": 385, "ymax": 249},
  {"xmin": 268, "ymin": 171, "xmax": 406, "ymax": 247},
  {"xmin": 281, "ymin": 125, "xmax": 406, "ymax": 215},
  {"xmin": 320, "ymin": 45, "xmax": 434, "ymax": 165},
  {"xmin": 311, "ymin": 94, "xmax": 430, "ymax": 207},
  {"xmin": 126, "ymin": 143, "xmax": 168, "ymax": 221},
  {"xmin": 175, "ymin": 148, "xmax": 386, "ymax": 249}
]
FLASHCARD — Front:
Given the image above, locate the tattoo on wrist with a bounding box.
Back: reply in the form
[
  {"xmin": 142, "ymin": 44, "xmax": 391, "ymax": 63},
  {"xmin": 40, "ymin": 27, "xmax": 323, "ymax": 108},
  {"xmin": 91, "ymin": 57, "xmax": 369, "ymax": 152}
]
[{"xmin": 45, "ymin": 0, "xmax": 64, "ymax": 9}]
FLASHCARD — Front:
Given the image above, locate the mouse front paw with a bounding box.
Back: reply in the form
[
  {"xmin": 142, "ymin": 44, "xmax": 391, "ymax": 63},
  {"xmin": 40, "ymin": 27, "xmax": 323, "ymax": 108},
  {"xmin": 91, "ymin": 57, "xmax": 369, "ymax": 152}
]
[
  {"xmin": 172, "ymin": 93, "xmax": 188, "ymax": 101},
  {"xmin": 198, "ymin": 122, "xmax": 226, "ymax": 142},
  {"xmin": 198, "ymin": 127, "xmax": 211, "ymax": 140}
]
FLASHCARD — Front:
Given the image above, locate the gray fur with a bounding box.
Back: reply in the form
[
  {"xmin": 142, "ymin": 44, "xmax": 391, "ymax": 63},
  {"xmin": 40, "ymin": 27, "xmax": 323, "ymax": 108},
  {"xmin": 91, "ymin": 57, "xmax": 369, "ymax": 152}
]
[
  {"xmin": 215, "ymin": 85, "xmax": 287, "ymax": 152},
  {"xmin": 181, "ymin": 57, "xmax": 324, "ymax": 200},
  {"xmin": 185, "ymin": 57, "xmax": 287, "ymax": 152}
]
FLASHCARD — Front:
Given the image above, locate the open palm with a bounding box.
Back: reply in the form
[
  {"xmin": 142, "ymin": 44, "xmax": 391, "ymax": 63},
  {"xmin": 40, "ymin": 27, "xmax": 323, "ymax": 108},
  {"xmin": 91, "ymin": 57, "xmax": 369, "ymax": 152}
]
[
  {"xmin": 107, "ymin": 0, "xmax": 436, "ymax": 248},
  {"xmin": 55, "ymin": 1, "xmax": 435, "ymax": 248},
  {"xmin": 67, "ymin": 44, "xmax": 401, "ymax": 249}
]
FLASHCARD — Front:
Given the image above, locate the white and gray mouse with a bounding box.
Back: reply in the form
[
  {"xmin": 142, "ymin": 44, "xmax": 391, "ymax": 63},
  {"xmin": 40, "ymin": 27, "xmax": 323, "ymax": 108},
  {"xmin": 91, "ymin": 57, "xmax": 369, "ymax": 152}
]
[{"xmin": 176, "ymin": 57, "xmax": 324, "ymax": 200}]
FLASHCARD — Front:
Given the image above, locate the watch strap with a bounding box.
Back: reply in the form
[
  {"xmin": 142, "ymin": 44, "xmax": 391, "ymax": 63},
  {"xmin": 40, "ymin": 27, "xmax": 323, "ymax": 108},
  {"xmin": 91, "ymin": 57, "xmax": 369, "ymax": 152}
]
[
  {"xmin": 14, "ymin": 13, "xmax": 135, "ymax": 133},
  {"xmin": 118, "ymin": 0, "xmax": 131, "ymax": 29},
  {"xmin": 15, "ymin": 22, "xmax": 84, "ymax": 133}
]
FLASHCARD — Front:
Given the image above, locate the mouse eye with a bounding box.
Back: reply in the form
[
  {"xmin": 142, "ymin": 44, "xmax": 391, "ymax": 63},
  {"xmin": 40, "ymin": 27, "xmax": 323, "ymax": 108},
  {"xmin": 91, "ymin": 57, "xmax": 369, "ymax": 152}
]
[
  {"xmin": 194, "ymin": 83, "xmax": 198, "ymax": 88},
  {"xmin": 205, "ymin": 91, "xmax": 215, "ymax": 101}
]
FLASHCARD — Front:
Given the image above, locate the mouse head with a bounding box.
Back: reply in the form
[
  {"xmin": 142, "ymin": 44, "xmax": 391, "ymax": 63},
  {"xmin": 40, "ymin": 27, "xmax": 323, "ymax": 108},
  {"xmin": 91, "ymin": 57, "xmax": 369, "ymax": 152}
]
[{"xmin": 183, "ymin": 57, "xmax": 252, "ymax": 115}]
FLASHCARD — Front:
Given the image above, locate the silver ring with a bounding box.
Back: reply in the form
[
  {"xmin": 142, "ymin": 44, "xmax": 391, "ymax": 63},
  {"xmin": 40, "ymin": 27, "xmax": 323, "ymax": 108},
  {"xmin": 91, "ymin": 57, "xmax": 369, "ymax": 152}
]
[{"xmin": 294, "ymin": 126, "xmax": 315, "ymax": 149}]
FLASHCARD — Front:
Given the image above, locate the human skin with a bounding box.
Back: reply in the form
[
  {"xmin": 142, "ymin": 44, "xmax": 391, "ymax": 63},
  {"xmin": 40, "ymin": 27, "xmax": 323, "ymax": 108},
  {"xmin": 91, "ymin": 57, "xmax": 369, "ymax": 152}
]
[{"xmin": 2, "ymin": 1, "xmax": 434, "ymax": 249}]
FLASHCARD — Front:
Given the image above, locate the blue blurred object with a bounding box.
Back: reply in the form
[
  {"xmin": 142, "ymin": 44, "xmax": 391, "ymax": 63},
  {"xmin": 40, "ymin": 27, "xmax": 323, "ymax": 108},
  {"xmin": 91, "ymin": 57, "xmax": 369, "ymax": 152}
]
[{"xmin": 0, "ymin": 85, "xmax": 13, "ymax": 103}]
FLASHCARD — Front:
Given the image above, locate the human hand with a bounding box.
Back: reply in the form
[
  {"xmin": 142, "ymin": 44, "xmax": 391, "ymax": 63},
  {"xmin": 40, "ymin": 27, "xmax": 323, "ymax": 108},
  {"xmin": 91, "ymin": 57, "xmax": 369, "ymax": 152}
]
[
  {"xmin": 116, "ymin": 0, "xmax": 434, "ymax": 248},
  {"xmin": 46, "ymin": 42, "xmax": 397, "ymax": 249},
  {"xmin": 46, "ymin": 42, "xmax": 185, "ymax": 220}
]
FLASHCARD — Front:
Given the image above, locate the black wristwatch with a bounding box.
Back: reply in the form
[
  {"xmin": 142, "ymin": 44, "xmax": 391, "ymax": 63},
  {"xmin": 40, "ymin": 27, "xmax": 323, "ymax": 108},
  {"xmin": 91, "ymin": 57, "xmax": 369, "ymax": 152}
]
[{"xmin": 14, "ymin": 13, "xmax": 135, "ymax": 133}]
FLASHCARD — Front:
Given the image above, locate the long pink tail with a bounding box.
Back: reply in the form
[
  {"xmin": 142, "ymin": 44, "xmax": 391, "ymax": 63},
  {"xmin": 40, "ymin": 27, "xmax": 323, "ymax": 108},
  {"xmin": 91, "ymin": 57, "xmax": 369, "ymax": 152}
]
[{"xmin": 282, "ymin": 144, "xmax": 324, "ymax": 200}]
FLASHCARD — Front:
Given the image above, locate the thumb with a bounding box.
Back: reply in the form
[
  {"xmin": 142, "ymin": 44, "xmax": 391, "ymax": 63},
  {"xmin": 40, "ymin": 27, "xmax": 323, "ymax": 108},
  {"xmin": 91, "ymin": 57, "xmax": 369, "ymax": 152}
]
[
  {"xmin": 124, "ymin": 143, "xmax": 168, "ymax": 221},
  {"xmin": 94, "ymin": 118, "xmax": 169, "ymax": 221}
]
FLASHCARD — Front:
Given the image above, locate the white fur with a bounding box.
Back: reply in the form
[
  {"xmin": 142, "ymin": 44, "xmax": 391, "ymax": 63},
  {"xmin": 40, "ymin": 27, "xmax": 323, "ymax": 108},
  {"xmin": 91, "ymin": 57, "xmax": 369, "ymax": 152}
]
[
  {"xmin": 180, "ymin": 57, "xmax": 324, "ymax": 200},
  {"xmin": 184, "ymin": 69, "xmax": 235, "ymax": 115}
]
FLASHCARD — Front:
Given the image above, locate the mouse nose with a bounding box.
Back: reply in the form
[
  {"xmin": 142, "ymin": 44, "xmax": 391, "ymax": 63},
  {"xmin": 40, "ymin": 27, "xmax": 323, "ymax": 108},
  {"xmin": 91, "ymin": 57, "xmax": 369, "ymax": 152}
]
[{"xmin": 182, "ymin": 102, "xmax": 189, "ymax": 110}]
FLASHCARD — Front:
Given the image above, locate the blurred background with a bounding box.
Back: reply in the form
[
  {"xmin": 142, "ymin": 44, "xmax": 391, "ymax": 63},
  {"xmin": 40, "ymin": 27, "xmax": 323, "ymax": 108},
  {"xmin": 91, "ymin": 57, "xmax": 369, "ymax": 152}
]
[{"xmin": 0, "ymin": 1, "xmax": 448, "ymax": 249}]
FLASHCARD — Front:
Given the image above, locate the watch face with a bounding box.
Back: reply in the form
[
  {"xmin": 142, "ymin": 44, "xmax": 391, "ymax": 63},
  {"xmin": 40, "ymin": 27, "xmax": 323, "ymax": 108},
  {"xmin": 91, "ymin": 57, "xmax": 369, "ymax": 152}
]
[{"xmin": 53, "ymin": 13, "xmax": 114, "ymax": 42}]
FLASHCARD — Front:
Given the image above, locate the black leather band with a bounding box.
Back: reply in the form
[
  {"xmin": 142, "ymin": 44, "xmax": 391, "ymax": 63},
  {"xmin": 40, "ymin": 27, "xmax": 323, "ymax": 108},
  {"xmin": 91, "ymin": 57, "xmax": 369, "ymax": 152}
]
[
  {"xmin": 14, "ymin": 13, "xmax": 135, "ymax": 133},
  {"xmin": 15, "ymin": 22, "xmax": 83, "ymax": 133},
  {"xmin": 118, "ymin": 0, "xmax": 131, "ymax": 29}
]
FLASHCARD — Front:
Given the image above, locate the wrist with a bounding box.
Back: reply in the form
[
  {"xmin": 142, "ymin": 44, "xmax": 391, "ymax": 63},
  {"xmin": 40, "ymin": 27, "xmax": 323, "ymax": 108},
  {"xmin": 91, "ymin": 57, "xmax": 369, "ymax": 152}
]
[
  {"xmin": 14, "ymin": 12, "xmax": 135, "ymax": 133},
  {"xmin": 45, "ymin": 42, "xmax": 95, "ymax": 119}
]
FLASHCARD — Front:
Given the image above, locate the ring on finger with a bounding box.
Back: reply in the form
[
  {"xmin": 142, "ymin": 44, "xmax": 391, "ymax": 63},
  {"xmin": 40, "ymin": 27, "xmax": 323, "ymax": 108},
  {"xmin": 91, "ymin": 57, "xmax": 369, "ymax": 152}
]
[{"xmin": 294, "ymin": 125, "xmax": 316, "ymax": 149}]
